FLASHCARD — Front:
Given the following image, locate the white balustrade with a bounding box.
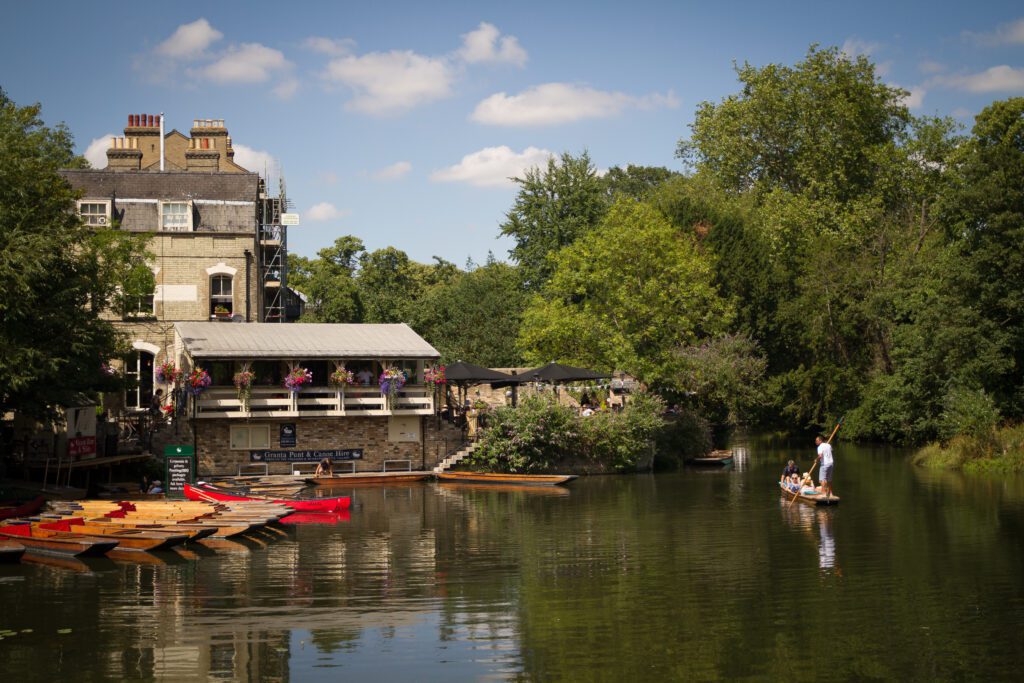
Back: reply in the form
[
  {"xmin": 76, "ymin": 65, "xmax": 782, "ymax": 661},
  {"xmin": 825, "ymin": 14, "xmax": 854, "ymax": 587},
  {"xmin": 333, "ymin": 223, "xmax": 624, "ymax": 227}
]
[{"xmin": 194, "ymin": 384, "xmax": 434, "ymax": 418}]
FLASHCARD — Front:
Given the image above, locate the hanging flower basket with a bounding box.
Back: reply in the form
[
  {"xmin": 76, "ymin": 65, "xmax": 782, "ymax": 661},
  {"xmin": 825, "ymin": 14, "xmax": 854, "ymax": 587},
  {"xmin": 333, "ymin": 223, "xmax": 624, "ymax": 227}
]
[
  {"xmin": 234, "ymin": 370, "xmax": 256, "ymax": 410},
  {"xmin": 284, "ymin": 367, "xmax": 313, "ymax": 392},
  {"xmin": 329, "ymin": 367, "xmax": 356, "ymax": 387},
  {"xmin": 379, "ymin": 367, "xmax": 407, "ymax": 397},
  {"xmin": 424, "ymin": 365, "xmax": 447, "ymax": 386},
  {"xmin": 186, "ymin": 368, "xmax": 212, "ymax": 396},
  {"xmin": 156, "ymin": 360, "xmax": 182, "ymax": 386}
]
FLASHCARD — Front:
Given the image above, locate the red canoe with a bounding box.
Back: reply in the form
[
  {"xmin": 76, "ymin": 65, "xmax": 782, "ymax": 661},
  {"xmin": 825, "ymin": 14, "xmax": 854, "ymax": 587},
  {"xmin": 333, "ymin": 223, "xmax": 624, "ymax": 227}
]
[
  {"xmin": 0, "ymin": 496, "xmax": 46, "ymax": 521},
  {"xmin": 184, "ymin": 483, "xmax": 350, "ymax": 512}
]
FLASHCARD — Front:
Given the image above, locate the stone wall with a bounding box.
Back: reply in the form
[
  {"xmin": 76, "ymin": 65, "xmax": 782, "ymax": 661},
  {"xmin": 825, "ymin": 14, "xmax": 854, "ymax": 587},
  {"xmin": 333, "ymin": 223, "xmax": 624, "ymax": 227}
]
[{"xmin": 193, "ymin": 415, "xmax": 465, "ymax": 476}]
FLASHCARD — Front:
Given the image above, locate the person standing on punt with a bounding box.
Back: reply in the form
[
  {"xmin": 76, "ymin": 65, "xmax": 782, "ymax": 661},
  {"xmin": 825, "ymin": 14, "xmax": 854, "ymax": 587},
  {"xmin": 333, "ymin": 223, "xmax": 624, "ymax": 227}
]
[{"xmin": 815, "ymin": 435, "xmax": 835, "ymax": 499}]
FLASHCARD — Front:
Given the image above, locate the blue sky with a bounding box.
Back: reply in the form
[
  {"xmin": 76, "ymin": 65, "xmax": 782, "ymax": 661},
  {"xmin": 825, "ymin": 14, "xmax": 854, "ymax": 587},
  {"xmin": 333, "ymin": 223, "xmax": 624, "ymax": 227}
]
[{"xmin": 2, "ymin": 1, "xmax": 1022, "ymax": 264}]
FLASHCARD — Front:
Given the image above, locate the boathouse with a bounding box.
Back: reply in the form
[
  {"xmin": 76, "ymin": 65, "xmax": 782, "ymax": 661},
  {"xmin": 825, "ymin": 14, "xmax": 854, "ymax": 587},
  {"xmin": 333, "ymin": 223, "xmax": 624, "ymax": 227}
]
[{"xmin": 174, "ymin": 322, "xmax": 461, "ymax": 475}]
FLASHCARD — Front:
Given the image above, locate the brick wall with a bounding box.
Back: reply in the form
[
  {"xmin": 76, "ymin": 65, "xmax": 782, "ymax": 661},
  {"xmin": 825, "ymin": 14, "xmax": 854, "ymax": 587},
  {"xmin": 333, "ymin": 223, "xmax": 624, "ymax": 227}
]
[{"xmin": 193, "ymin": 415, "xmax": 465, "ymax": 475}]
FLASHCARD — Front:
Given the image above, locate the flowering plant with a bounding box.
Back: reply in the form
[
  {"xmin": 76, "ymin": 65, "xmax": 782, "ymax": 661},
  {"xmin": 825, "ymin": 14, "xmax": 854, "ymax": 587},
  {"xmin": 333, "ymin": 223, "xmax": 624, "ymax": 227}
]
[
  {"xmin": 101, "ymin": 361, "xmax": 117, "ymax": 377},
  {"xmin": 379, "ymin": 366, "xmax": 407, "ymax": 397},
  {"xmin": 234, "ymin": 370, "xmax": 256, "ymax": 410},
  {"xmin": 160, "ymin": 404, "xmax": 175, "ymax": 417},
  {"xmin": 284, "ymin": 367, "xmax": 313, "ymax": 392},
  {"xmin": 329, "ymin": 367, "xmax": 356, "ymax": 387},
  {"xmin": 156, "ymin": 360, "xmax": 182, "ymax": 385},
  {"xmin": 423, "ymin": 365, "xmax": 446, "ymax": 386},
  {"xmin": 186, "ymin": 368, "xmax": 212, "ymax": 396}
]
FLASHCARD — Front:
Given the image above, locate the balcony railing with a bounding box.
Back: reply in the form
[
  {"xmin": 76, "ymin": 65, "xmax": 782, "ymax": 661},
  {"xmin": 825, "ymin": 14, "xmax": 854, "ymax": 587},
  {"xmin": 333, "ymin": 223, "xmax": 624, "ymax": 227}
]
[{"xmin": 193, "ymin": 385, "xmax": 434, "ymax": 419}]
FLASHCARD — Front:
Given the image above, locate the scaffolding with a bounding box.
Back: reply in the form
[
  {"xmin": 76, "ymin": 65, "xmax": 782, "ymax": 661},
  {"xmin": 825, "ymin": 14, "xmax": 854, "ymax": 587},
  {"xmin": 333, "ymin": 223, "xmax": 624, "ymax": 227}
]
[{"xmin": 257, "ymin": 176, "xmax": 291, "ymax": 322}]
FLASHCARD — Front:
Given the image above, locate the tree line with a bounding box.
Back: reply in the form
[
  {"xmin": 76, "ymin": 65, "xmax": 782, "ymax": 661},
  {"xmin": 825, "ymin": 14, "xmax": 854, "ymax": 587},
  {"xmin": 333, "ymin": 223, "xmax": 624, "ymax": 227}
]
[{"xmin": 295, "ymin": 46, "xmax": 1022, "ymax": 445}]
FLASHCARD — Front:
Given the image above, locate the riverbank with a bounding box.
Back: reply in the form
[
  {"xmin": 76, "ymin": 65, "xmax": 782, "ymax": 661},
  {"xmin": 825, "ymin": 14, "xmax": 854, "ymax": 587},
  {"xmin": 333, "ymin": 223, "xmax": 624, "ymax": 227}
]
[{"xmin": 912, "ymin": 424, "xmax": 1024, "ymax": 473}]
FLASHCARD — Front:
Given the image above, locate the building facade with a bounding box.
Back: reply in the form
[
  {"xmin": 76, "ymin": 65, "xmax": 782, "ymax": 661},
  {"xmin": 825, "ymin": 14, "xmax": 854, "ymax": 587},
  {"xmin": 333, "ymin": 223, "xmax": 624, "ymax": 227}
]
[
  {"xmin": 61, "ymin": 114, "xmax": 291, "ymax": 415},
  {"xmin": 174, "ymin": 322, "xmax": 462, "ymax": 475}
]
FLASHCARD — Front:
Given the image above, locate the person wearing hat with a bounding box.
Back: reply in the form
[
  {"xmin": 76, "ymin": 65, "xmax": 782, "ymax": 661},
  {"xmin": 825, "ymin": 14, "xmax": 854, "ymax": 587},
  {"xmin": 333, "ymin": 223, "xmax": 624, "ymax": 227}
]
[{"xmin": 147, "ymin": 479, "xmax": 163, "ymax": 494}]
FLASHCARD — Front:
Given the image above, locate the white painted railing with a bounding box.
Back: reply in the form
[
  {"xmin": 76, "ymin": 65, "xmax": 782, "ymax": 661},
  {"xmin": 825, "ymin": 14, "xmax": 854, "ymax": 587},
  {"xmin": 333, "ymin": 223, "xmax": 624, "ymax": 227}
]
[{"xmin": 194, "ymin": 385, "xmax": 434, "ymax": 418}]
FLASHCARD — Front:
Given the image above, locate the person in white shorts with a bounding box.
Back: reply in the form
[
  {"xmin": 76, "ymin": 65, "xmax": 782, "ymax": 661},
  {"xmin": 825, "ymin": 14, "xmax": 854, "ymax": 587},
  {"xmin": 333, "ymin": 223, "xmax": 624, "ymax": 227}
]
[{"xmin": 815, "ymin": 435, "xmax": 835, "ymax": 499}]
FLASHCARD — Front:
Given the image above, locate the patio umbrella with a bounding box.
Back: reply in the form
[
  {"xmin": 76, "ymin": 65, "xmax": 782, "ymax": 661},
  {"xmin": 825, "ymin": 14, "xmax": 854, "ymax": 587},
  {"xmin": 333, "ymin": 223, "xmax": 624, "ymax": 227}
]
[
  {"xmin": 444, "ymin": 361, "xmax": 514, "ymax": 384},
  {"xmin": 519, "ymin": 362, "xmax": 611, "ymax": 383}
]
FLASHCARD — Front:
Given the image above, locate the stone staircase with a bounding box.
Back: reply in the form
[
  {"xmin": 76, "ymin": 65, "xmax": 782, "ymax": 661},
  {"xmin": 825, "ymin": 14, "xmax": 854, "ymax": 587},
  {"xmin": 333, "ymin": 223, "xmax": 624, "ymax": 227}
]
[{"xmin": 433, "ymin": 442, "xmax": 479, "ymax": 473}]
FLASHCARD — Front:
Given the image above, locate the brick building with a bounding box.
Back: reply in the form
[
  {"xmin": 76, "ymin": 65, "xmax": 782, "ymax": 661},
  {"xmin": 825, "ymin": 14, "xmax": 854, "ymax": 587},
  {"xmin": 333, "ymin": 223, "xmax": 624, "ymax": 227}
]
[
  {"xmin": 174, "ymin": 322, "xmax": 461, "ymax": 475},
  {"xmin": 61, "ymin": 114, "xmax": 295, "ymax": 414}
]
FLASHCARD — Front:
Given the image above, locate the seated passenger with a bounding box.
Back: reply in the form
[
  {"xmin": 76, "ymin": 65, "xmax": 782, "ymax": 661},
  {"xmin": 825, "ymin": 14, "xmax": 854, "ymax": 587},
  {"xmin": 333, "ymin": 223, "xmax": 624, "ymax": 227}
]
[{"xmin": 781, "ymin": 459, "xmax": 800, "ymax": 482}]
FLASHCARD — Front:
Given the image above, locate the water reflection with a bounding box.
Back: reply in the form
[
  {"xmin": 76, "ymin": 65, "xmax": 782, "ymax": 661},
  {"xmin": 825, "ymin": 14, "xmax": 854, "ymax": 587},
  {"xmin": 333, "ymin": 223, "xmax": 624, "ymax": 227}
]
[{"xmin": 1, "ymin": 444, "xmax": 1023, "ymax": 681}]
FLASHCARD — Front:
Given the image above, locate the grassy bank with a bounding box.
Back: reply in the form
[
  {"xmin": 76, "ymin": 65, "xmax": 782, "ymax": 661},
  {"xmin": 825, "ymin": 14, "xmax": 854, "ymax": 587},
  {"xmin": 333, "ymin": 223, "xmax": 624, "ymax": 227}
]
[{"xmin": 912, "ymin": 424, "xmax": 1024, "ymax": 474}]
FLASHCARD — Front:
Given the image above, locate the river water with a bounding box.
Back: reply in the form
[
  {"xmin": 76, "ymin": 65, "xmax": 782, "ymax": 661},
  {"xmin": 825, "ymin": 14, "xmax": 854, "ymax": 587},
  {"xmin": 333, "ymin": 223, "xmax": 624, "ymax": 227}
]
[{"xmin": 1, "ymin": 434, "xmax": 1023, "ymax": 681}]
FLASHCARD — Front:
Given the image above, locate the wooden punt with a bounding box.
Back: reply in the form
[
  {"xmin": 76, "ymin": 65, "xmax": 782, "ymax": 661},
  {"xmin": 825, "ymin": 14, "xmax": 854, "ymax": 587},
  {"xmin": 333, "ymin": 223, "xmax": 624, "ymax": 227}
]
[
  {"xmin": 0, "ymin": 525, "xmax": 119, "ymax": 557},
  {"xmin": 0, "ymin": 540, "xmax": 26, "ymax": 562},
  {"xmin": 305, "ymin": 471, "xmax": 432, "ymax": 486},
  {"xmin": 778, "ymin": 481, "xmax": 840, "ymax": 506},
  {"xmin": 34, "ymin": 519, "xmax": 189, "ymax": 551},
  {"xmin": 686, "ymin": 450, "xmax": 735, "ymax": 466},
  {"xmin": 34, "ymin": 515, "xmax": 219, "ymax": 542},
  {"xmin": 436, "ymin": 481, "xmax": 571, "ymax": 496},
  {"xmin": 435, "ymin": 471, "xmax": 577, "ymax": 487}
]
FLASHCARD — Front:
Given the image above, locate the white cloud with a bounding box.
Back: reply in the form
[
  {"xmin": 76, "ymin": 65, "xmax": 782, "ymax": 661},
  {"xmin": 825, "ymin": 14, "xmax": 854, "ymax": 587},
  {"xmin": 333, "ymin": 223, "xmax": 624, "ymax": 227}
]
[
  {"xmin": 232, "ymin": 144, "xmax": 277, "ymax": 174},
  {"xmin": 191, "ymin": 43, "xmax": 290, "ymax": 84},
  {"xmin": 323, "ymin": 50, "xmax": 455, "ymax": 114},
  {"xmin": 156, "ymin": 18, "xmax": 223, "ymax": 60},
  {"xmin": 458, "ymin": 22, "xmax": 527, "ymax": 66},
  {"xmin": 84, "ymin": 134, "xmax": 114, "ymax": 169},
  {"xmin": 898, "ymin": 86, "xmax": 926, "ymax": 109},
  {"xmin": 933, "ymin": 65, "xmax": 1024, "ymax": 93},
  {"xmin": 471, "ymin": 83, "xmax": 679, "ymax": 126},
  {"xmin": 373, "ymin": 161, "xmax": 412, "ymax": 180},
  {"xmin": 841, "ymin": 38, "xmax": 879, "ymax": 59},
  {"xmin": 273, "ymin": 78, "xmax": 299, "ymax": 99},
  {"xmin": 430, "ymin": 146, "xmax": 554, "ymax": 187},
  {"xmin": 964, "ymin": 18, "xmax": 1024, "ymax": 46},
  {"xmin": 305, "ymin": 36, "xmax": 356, "ymax": 57},
  {"xmin": 307, "ymin": 202, "xmax": 348, "ymax": 221},
  {"xmin": 919, "ymin": 60, "xmax": 946, "ymax": 75}
]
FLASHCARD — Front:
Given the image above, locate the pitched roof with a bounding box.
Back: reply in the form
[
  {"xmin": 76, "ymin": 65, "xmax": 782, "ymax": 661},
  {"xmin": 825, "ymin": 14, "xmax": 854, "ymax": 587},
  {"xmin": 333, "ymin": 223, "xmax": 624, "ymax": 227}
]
[{"xmin": 175, "ymin": 322, "xmax": 440, "ymax": 359}]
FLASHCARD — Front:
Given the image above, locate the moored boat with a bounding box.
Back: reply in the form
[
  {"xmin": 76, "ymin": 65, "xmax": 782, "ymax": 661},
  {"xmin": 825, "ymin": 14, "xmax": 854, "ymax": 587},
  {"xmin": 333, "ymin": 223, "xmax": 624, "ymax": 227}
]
[
  {"xmin": 778, "ymin": 480, "xmax": 840, "ymax": 506},
  {"xmin": 686, "ymin": 450, "xmax": 735, "ymax": 466},
  {"xmin": 0, "ymin": 496, "xmax": 46, "ymax": 521},
  {"xmin": 0, "ymin": 539, "xmax": 26, "ymax": 562},
  {"xmin": 185, "ymin": 483, "xmax": 351, "ymax": 512},
  {"xmin": 305, "ymin": 471, "xmax": 431, "ymax": 486},
  {"xmin": 435, "ymin": 471, "xmax": 577, "ymax": 487},
  {"xmin": 0, "ymin": 523, "xmax": 119, "ymax": 557},
  {"xmin": 33, "ymin": 518, "xmax": 189, "ymax": 551}
]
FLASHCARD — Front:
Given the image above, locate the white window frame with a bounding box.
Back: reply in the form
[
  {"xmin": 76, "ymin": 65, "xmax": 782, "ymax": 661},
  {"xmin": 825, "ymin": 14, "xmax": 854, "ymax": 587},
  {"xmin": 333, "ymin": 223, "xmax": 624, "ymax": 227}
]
[
  {"xmin": 210, "ymin": 274, "xmax": 233, "ymax": 316},
  {"xmin": 230, "ymin": 425, "xmax": 271, "ymax": 450},
  {"xmin": 160, "ymin": 200, "xmax": 193, "ymax": 232},
  {"xmin": 124, "ymin": 292, "xmax": 156, "ymax": 318},
  {"xmin": 78, "ymin": 200, "xmax": 110, "ymax": 226}
]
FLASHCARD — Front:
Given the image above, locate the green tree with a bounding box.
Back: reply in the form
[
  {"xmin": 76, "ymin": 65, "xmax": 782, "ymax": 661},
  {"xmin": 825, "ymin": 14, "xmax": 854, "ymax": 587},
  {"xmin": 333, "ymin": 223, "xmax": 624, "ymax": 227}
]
[
  {"xmin": 357, "ymin": 246, "xmax": 423, "ymax": 323},
  {"xmin": 942, "ymin": 97, "xmax": 1024, "ymax": 419},
  {"xmin": 500, "ymin": 151, "xmax": 608, "ymax": 290},
  {"xmin": 0, "ymin": 91, "xmax": 144, "ymax": 419},
  {"xmin": 410, "ymin": 258, "xmax": 528, "ymax": 366},
  {"xmin": 518, "ymin": 199, "xmax": 733, "ymax": 390},
  {"xmin": 602, "ymin": 165, "xmax": 681, "ymax": 202},
  {"xmin": 298, "ymin": 235, "xmax": 365, "ymax": 323}
]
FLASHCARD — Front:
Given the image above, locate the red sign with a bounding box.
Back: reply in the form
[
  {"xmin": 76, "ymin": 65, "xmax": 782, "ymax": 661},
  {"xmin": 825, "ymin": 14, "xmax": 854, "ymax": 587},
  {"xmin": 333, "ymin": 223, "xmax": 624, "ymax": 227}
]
[{"xmin": 68, "ymin": 436, "xmax": 97, "ymax": 459}]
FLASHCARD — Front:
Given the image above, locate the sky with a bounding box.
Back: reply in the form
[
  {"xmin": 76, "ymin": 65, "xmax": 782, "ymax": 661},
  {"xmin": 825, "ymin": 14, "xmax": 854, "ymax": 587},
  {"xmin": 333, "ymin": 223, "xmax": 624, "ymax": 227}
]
[{"xmin": 2, "ymin": 1, "xmax": 1023, "ymax": 265}]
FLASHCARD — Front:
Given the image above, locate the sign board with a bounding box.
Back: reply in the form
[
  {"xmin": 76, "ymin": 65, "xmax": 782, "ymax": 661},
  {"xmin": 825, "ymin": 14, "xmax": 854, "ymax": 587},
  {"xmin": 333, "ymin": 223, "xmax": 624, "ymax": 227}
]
[
  {"xmin": 68, "ymin": 436, "xmax": 97, "ymax": 459},
  {"xmin": 279, "ymin": 423, "xmax": 297, "ymax": 448},
  {"xmin": 164, "ymin": 445, "xmax": 194, "ymax": 457},
  {"xmin": 164, "ymin": 456, "xmax": 193, "ymax": 499},
  {"xmin": 281, "ymin": 213, "xmax": 300, "ymax": 226},
  {"xmin": 250, "ymin": 449, "xmax": 363, "ymax": 462}
]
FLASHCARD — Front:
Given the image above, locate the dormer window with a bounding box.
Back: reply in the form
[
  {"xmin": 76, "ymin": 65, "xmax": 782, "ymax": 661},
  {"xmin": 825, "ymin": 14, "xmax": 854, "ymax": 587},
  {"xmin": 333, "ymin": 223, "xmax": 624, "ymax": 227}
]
[
  {"xmin": 161, "ymin": 201, "xmax": 192, "ymax": 231},
  {"xmin": 78, "ymin": 201, "xmax": 110, "ymax": 226}
]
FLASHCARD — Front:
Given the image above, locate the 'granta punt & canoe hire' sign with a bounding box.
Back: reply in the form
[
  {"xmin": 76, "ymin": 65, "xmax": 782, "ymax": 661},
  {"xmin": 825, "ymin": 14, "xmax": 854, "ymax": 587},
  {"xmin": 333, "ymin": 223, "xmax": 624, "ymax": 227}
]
[{"xmin": 249, "ymin": 449, "xmax": 364, "ymax": 462}]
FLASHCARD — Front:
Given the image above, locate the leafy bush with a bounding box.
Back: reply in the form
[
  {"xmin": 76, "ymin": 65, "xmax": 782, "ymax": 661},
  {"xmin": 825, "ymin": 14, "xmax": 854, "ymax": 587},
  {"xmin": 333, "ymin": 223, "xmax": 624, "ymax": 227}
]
[{"xmin": 468, "ymin": 392, "xmax": 668, "ymax": 473}]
